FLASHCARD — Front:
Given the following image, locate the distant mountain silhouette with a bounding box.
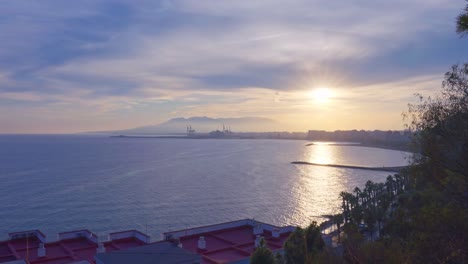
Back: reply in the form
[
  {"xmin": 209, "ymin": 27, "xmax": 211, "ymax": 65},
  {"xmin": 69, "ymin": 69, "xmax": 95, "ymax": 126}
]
[{"xmin": 111, "ymin": 117, "xmax": 279, "ymax": 134}]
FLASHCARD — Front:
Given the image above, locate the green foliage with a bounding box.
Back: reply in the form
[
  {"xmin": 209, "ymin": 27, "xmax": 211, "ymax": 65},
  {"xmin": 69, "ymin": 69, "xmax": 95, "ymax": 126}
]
[
  {"xmin": 379, "ymin": 63, "xmax": 467, "ymax": 262},
  {"xmin": 274, "ymin": 252, "xmax": 285, "ymax": 264},
  {"xmin": 284, "ymin": 227, "xmax": 306, "ymax": 264},
  {"xmin": 456, "ymin": 0, "xmax": 468, "ymax": 36},
  {"xmin": 250, "ymin": 238, "xmax": 276, "ymax": 264},
  {"xmin": 331, "ymin": 214, "xmax": 344, "ymax": 242},
  {"xmin": 342, "ymin": 223, "xmax": 364, "ymax": 263},
  {"xmin": 339, "ymin": 176, "xmax": 405, "ymax": 240},
  {"xmin": 405, "ymin": 64, "xmax": 467, "ymax": 190},
  {"xmin": 338, "ymin": 63, "xmax": 467, "ymax": 261},
  {"xmin": 312, "ymin": 248, "xmax": 345, "ymax": 264},
  {"xmin": 334, "ymin": 2, "xmax": 468, "ymax": 263},
  {"xmin": 283, "ymin": 222, "xmax": 325, "ymax": 264},
  {"xmin": 356, "ymin": 239, "xmax": 409, "ymax": 264},
  {"xmin": 304, "ymin": 222, "xmax": 325, "ymax": 255},
  {"xmin": 406, "ymin": 64, "xmax": 468, "ymax": 175}
]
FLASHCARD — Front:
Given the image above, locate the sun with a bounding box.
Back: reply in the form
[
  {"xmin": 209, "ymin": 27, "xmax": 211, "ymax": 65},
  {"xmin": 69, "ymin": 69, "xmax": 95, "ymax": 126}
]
[{"xmin": 309, "ymin": 88, "xmax": 333, "ymax": 103}]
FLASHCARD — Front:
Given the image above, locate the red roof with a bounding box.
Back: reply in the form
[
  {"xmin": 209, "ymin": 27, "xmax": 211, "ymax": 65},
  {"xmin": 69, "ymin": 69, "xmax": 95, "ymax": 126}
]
[
  {"xmin": 0, "ymin": 219, "xmax": 295, "ymax": 264},
  {"xmin": 0, "ymin": 230, "xmax": 148, "ymax": 264},
  {"xmin": 168, "ymin": 221, "xmax": 294, "ymax": 264}
]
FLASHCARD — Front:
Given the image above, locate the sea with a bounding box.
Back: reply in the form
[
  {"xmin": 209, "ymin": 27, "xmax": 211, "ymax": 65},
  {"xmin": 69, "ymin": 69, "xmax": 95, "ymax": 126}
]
[{"xmin": 0, "ymin": 135, "xmax": 410, "ymax": 240}]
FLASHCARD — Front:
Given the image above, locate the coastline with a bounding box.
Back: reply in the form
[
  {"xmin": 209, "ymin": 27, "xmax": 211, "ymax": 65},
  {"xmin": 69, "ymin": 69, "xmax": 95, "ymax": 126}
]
[
  {"xmin": 305, "ymin": 142, "xmax": 411, "ymax": 152},
  {"xmin": 110, "ymin": 135, "xmax": 411, "ymax": 152},
  {"xmin": 109, "ymin": 134, "xmax": 308, "ymax": 140}
]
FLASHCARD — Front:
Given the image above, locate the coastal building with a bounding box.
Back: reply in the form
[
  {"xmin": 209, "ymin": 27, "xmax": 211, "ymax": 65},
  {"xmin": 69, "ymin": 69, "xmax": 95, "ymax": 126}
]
[
  {"xmin": 0, "ymin": 219, "xmax": 295, "ymax": 264},
  {"xmin": 307, "ymin": 129, "xmax": 410, "ymax": 143},
  {"xmin": 162, "ymin": 219, "xmax": 295, "ymax": 264},
  {"xmin": 0, "ymin": 229, "xmax": 148, "ymax": 264},
  {"xmin": 95, "ymin": 241, "xmax": 201, "ymax": 264}
]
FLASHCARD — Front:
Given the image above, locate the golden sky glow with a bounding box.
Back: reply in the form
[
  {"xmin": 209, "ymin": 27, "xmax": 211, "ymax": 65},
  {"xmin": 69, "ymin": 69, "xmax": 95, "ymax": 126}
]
[
  {"xmin": 0, "ymin": 1, "xmax": 466, "ymax": 133},
  {"xmin": 310, "ymin": 88, "xmax": 333, "ymax": 103}
]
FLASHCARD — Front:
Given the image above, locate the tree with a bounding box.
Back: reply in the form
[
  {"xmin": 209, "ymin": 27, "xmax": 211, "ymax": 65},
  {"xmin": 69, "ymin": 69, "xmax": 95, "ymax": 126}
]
[
  {"xmin": 284, "ymin": 228, "xmax": 306, "ymax": 264},
  {"xmin": 304, "ymin": 222, "xmax": 325, "ymax": 256},
  {"xmin": 332, "ymin": 214, "xmax": 344, "ymax": 242},
  {"xmin": 363, "ymin": 209, "xmax": 376, "ymax": 240},
  {"xmin": 342, "ymin": 223, "xmax": 364, "ymax": 263},
  {"xmin": 337, "ymin": 1, "xmax": 467, "ymax": 262},
  {"xmin": 405, "ymin": 63, "xmax": 468, "ymax": 182},
  {"xmin": 456, "ymin": 0, "xmax": 468, "ymax": 36},
  {"xmin": 283, "ymin": 222, "xmax": 325, "ymax": 264},
  {"xmin": 250, "ymin": 238, "xmax": 275, "ymax": 264},
  {"xmin": 275, "ymin": 252, "xmax": 285, "ymax": 264},
  {"xmin": 396, "ymin": 62, "xmax": 468, "ymax": 262},
  {"xmin": 339, "ymin": 191, "xmax": 352, "ymax": 224}
]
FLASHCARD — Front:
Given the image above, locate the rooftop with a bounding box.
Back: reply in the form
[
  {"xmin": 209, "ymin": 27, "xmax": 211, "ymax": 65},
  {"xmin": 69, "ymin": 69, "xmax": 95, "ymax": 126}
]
[
  {"xmin": 95, "ymin": 241, "xmax": 201, "ymax": 264},
  {"xmin": 0, "ymin": 230, "xmax": 148, "ymax": 264},
  {"xmin": 163, "ymin": 219, "xmax": 295, "ymax": 264},
  {"xmin": 0, "ymin": 219, "xmax": 296, "ymax": 264}
]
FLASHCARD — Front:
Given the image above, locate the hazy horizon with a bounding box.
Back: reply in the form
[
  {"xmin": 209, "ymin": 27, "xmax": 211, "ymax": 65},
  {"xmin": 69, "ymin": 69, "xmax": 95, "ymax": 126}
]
[
  {"xmin": 1, "ymin": 1, "xmax": 467, "ymax": 133},
  {"xmin": 0, "ymin": 115, "xmax": 413, "ymax": 135}
]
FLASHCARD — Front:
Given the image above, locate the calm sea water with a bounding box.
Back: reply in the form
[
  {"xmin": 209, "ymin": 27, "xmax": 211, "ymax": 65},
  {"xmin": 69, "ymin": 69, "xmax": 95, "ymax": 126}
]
[{"xmin": 0, "ymin": 135, "xmax": 409, "ymax": 240}]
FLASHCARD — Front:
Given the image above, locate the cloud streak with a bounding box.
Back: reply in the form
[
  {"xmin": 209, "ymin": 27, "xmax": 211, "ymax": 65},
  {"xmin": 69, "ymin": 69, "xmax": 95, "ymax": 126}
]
[{"xmin": 0, "ymin": 0, "xmax": 467, "ymax": 133}]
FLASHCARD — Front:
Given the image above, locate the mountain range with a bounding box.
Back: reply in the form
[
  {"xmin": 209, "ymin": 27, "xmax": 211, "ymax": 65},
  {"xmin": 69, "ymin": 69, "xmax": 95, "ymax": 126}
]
[{"xmin": 108, "ymin": 117, "xmax": 280, "ymax": 134}]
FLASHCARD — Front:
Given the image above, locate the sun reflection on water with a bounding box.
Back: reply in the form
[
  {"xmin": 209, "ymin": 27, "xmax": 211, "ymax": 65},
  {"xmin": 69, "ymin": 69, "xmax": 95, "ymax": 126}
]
[
  {"xmin": 288, "ymin": 165, "xmax": 346, "ymax": 227},
  {"xmin": 307, "ymin": 143, "xmax": 335, "ymax": 164},
  {"xmin": 286, "ymin": 143, "xmax": 406, "ymax": 227}
]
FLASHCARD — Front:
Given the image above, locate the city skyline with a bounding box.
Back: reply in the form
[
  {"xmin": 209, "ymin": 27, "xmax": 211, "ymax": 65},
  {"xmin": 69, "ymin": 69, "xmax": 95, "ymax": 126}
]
[{"xmin": 1, "ymin": 0, "xmax": 467, "ymax": 133}]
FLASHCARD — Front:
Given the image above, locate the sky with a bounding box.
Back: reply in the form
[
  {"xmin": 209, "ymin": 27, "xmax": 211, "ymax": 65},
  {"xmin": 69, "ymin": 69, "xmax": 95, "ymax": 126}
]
[{"xmin": 0, "ymin": 0, "xmax": 467, "ymax": 133}]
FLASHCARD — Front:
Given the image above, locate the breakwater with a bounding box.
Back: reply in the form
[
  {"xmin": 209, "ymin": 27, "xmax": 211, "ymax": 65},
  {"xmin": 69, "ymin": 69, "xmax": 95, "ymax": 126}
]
[{"xmin": 291, "ymin": 161, "xmax": 406, "ymax": 173}]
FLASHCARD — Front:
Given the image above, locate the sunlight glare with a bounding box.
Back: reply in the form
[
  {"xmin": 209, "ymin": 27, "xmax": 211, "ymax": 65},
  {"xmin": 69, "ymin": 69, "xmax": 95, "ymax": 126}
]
[{"xmin": 310, "ymin": 88, "xmax": 333, "ymax": 103}]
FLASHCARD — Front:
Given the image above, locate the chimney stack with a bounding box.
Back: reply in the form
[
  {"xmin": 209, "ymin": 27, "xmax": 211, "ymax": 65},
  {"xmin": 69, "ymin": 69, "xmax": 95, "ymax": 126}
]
[
  {"xmin": 254, "ymin": 235, "xmax": 263, "ymax": 248},
  {"xmin": 37, "ymin": 243, "xmax": 46, "ymax": 257},
  {"xmin": 97, "ymin": 242, "xmax": 106, "ymax": 253},
  {"xmin": 197, "ymin": 236, "xmax": 206, "ymax": 250}
]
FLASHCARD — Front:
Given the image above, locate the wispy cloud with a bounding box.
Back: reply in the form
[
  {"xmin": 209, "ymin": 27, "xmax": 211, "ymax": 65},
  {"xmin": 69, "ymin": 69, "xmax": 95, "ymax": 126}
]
[{"xmin": 0, "ymin": 0, "xmax": 466, "ymax": 133}]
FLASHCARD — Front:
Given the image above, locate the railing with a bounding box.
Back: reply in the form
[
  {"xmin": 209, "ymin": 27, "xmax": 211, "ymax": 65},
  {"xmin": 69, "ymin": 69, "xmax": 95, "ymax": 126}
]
[
  {"xmin": 163, "ymin": 219, "xmax": 252, "ymax": 239},
  {"xmin": 58, "ymin": 230, "xmax": 98, "ymax": 243},
  {"xmin": 163, "ymin": 219, "xmax": 296, "ymax": 239},
  {"xmin": 2, "ymin": 219, "xmax": 297, "ymax": 246},
  {"xmin": 250, "ymin": 220, "xmax": 296, "ymax": 234},
  {"xmin": 109, "ymin": 230, "xmax": 150, "ymax": 243},
  {"xmin": 8, "ymin": 230, "xmax": 46, "ymax": 243}
]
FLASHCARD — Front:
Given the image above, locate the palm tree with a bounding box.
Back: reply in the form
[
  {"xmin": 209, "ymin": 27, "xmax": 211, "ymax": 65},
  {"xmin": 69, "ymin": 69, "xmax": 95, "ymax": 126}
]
[
  {"xmin": 350, "ymin": 205, "xmax": 363, "ymax": 225},
  {"xmin": 353, "ymin": 187, "xmax": 362, "ymax": 207},
  {"xmin": 364, "ymin": 181, "xmax": 375, "ymax": 208},
  {"xmin": 340, "ymin": 191, "xmax": 352, "ymax": 223},
  {"xmin": 363, "ymin": 208, "xmax": 376, "ymax": 240},
  {"xmin": 333, "ymin": 214, "xmax": 344, "ymax": 242}
]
